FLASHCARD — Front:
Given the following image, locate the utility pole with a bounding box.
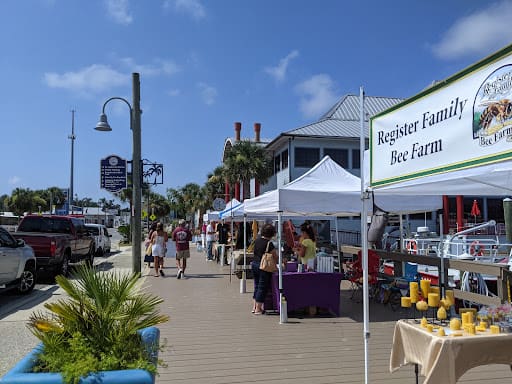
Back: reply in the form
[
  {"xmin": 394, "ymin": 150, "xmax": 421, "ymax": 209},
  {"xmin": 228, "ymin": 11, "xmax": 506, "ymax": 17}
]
[{"xmin": 69, "ymin": 110, "xmax": 76, "ymax": 214}]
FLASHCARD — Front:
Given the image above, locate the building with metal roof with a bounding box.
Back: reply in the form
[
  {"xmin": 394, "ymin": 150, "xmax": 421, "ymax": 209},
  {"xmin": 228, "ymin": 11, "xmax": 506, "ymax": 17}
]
[{"xmin": 263, "ymin": 94, "xmax": 403, "ymax": 193}]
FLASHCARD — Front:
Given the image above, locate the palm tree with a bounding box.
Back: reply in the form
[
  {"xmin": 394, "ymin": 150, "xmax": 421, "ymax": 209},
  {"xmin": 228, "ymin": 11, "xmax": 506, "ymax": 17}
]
[
  {"xmin": 205, "ymin": 165, "xmax": 226, "ymax": 202},
  {"xmin": 166, "ymin": 183, "xmax": 205, "ymax": 221},
  {"xmin": 7, "ymin": 188, "xmax": 46, "ymax": 215},
  {"xmin": 223, "ymin": 140, "xmax": 273, "ymax": 200}
]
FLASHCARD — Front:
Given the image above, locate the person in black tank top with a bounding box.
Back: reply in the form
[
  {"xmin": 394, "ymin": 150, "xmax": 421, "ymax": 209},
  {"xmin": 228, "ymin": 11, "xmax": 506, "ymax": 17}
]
[{"xmin": 251, "ymin": 223, "xmax": 277, "ymax": 315}]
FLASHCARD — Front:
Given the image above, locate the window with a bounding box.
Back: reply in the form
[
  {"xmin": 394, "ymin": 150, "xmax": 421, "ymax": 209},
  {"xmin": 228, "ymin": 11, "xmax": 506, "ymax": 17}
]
[
  {"xmin": 281, "ymin": 149, "xmax": 289, "ymax": 169},
  {"xmin": 274, "ymin": 155, "xmax": 281, "ymax": 173},
  {"xmin": 324, "ymin": 148, "xmax": 348, "ymax": 168},
  {"xmin": 295, "ymin": 147, "xmax": 320, "ymax": 167},
  {"xmin": 409, "ymin": 212, "xmax": 432, "ymax": 220},
  {"xmin": 0, "ymin": 227, "xmax": 15, "ymax": 247},
  {"xmin": 352, "ymin": 149, "xmax": 360, "ymax": 169}
]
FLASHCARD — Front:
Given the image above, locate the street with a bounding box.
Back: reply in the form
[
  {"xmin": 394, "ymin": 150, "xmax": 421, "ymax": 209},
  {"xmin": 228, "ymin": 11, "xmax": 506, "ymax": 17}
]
[{"xmin": 0, "ymin": 228, "xmax": 133, "ymax": 376}]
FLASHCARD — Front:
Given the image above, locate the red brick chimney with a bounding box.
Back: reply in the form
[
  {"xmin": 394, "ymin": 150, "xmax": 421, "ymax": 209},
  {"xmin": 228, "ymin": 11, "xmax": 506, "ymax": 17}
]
[
  {"xmin": 254, "ymin": 122, "xmax": 261, "ymax": 142},
  {"xmin": 234, "ymin": 122, "xmax": 241, "ymax": 141}
]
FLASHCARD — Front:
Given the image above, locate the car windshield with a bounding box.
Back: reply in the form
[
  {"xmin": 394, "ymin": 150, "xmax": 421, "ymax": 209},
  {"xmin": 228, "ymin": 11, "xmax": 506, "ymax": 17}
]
[
  {"xmin": 86, "ymin": 226, "xmax": 99, "ymax": 235},
  {"xmin": 18, "ymin": 217, "xmax": 72, "ymax": 233}
]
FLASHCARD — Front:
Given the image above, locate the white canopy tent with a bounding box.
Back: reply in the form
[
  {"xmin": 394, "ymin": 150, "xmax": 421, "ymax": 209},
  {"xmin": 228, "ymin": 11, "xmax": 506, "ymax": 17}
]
[
  {"xmin": 368, "ymin": 159, "xmax": 512, "ymax": 196},
  {"xmin": 203, "ymin": 211, "xmax": 220, "ymax": 222},
  {"xmin": 243, "ymin": 155, "xmax": 441, "ymax": 216}
]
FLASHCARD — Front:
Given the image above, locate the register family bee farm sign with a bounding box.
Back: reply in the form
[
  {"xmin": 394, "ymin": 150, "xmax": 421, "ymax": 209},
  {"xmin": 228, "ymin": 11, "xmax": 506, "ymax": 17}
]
[{"xmin": 370, "ymin": 44, "xmax": 512, "ymax": 188}]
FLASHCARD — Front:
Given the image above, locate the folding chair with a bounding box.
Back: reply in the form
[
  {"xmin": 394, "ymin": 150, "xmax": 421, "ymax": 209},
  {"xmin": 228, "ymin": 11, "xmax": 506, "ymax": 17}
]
[{"xmin": 346, "ymin": 250, "xmax": 380, "ymax": 301}]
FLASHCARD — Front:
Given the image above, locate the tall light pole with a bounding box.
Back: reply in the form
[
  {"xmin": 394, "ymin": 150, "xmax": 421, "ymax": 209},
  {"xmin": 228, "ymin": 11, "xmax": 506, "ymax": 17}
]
[
  {"xmin": 69, "ymin": 110, "xmax": 76, "ymax": 214},
  {"xmin": 95, "ymin": 73, "xmax": 142, "ymax": 275}
]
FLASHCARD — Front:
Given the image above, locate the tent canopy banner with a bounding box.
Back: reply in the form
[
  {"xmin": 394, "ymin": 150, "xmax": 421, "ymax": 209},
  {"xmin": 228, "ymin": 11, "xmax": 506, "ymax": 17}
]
[{"xmin": 370, "ymin": 44, "xmax": 512, "ymax": 188}]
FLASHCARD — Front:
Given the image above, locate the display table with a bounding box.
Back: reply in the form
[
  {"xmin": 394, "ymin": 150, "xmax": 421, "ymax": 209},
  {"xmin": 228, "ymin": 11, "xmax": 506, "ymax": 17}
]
[
  {"xmin": 390, "ymin": 319, "xmax": 512, "ymax": 384},
  {"xmin": 271, "ymin": 272, "xmax": 344, "ymax": 316}
]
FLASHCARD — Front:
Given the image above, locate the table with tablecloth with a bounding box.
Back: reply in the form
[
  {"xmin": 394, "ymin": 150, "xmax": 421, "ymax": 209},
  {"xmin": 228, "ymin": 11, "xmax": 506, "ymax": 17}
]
[
  {"xmin": 390, "ymin": 319, "xmax": 512, "ymax": 384},
  {"xmin": 270, "ymin": 272, "xmax": 344, "ymax": 316}
]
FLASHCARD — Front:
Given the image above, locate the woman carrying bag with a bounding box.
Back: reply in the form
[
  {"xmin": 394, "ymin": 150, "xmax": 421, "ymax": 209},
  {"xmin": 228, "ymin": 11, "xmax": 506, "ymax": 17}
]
[
  {"xmin": 251, "ymin": 223, "xmax": 278, "ymax": 315},
  {"xmin": 144, "ymin": 222, "xmax": 158, "ymax": 268}
]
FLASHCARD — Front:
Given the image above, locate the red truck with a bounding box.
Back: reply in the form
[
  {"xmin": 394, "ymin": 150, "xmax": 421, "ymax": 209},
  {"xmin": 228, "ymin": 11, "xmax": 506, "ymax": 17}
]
[{"xmin": 13, "ymin": 215, "xmax": 95, "ymax": 277}]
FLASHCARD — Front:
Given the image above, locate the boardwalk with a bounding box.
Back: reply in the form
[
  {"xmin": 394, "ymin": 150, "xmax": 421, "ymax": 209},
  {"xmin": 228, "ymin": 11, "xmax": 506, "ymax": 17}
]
[{"xmin": 144, "ymin": 246, "xmax": 512, "ymax": 384}]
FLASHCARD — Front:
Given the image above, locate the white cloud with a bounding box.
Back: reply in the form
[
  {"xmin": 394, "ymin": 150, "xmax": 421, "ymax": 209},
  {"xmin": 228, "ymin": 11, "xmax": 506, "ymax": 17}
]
[
  {"xmin": 197, "ymin": 82, "xmax": 217, "ymax": 105},
  {"xmin": 167, "ymin": 88, "xmax": 181, "ymax": 96},
  {"xmin": 8, "ymin": 176, "xmax": 20, "ymax": 185},
  {"xmin": 432, "ymin": 1, "xmax": 512, "ymax": 60},
  {"xmin": 265, "ymin": 50, "xmax": 299, "ymax": 83},
  {"xmin": 105, "ymin": 0, "xmax": 133, "ymax": 25},
  {"xmin": 44, "ymin": 64, "xmax": 129, "ymax": 94},
  {"xmin": 295, "ymin": 74, "xmax": 339, "ymax": 119},
  {"xmin": 119, "ymin": 57, "xmax": 180, "ymax": 76},
  {"xmin": 165, "ymin": 0, "xmax": 206, "ymax": 20}
]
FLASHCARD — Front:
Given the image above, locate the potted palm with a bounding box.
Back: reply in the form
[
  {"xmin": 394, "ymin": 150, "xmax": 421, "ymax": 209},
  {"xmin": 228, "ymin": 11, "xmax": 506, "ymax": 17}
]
[{"xmin": 1, "ymin": 265, "xmax": 168, "ymax": 384}]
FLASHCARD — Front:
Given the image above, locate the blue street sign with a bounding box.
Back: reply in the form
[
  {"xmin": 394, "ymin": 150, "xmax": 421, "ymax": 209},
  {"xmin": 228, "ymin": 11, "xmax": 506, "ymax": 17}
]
[{"xmin": 100, "ymin": 155, "xmax": 127, "ymax": 193}]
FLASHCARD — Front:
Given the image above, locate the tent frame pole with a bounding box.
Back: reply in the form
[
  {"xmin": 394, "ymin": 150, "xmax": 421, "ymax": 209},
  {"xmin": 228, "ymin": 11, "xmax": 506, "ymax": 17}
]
[{"xmin": 359, "ymin": 86, "xmax": 370, "ymax": 384}]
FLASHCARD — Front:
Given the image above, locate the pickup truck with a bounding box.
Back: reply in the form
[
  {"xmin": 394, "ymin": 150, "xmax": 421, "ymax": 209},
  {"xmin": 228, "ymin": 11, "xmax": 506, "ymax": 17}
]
[
  {"xmin": 13, "ymin": 215, "xmax": 95, "ymax": 277},
  {"xmin": 0, "ymin": 226, "xmax": 37, "ymax": 294}
]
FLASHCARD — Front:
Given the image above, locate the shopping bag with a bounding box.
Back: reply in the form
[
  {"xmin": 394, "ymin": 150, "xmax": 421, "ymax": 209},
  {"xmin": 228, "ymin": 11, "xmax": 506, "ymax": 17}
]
[
  {"xmin": 165, "ymin": 240, "xmax": 176, "ymax": 258},
  {"xmin": 259, "ymin": 241, "xmax": 277, "ymax": 273}
]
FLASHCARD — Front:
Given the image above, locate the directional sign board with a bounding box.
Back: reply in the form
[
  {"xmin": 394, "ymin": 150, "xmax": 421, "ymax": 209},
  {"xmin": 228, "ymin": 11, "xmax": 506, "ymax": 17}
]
[{"xmin": 100, "ymin": 155, "xmax": 127, "ymax": 193}]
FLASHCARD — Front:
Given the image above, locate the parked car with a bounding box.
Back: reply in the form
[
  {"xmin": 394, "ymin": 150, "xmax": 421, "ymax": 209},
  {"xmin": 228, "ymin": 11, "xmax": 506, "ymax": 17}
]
[
  {"xmin": 13, "ymin": 215, "xmax": 95, "ymax": 277},
  {"xmin": 85, "ymin": 224, "xmax": 111, "ymax": 256},
  {"xmin": 0, "ymin": 226, "xmax": 37, "ymax": 294}
]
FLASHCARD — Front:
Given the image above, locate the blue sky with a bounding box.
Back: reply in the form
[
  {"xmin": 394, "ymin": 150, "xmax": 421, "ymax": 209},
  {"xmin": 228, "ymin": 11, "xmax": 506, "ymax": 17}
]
[{"xmin": 2, "ymin": 0, "xmax": 512, "ymax": 203}]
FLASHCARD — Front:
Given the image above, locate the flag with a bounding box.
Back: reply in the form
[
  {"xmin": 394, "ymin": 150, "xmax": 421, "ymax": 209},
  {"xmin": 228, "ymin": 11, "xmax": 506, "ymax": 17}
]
[{"xmin": 471, "ymin": 199, "xmax": 481, "ymax": 217}]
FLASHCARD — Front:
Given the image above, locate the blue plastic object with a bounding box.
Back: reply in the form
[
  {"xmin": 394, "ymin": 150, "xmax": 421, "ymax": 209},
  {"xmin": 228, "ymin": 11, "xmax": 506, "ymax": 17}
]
[{"xmin": 0, "ymin": 327, "xmax": 160, "ymax": 384}]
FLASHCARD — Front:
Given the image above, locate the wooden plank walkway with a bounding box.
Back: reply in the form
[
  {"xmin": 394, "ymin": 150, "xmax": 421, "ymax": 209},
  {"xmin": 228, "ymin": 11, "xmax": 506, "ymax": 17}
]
[{"xmin": 143, "ymin": 246, "xmax": 512, "ymax": 383}]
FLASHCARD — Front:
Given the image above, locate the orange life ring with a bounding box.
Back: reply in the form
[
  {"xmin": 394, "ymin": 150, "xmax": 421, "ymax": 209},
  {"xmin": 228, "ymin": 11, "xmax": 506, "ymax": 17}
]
[
  {"xmin": 406, "ymin": 240, "xmax": 418, "ymax": 254},
  {"xmin": 469, "ymin": 240, "xmax": 484, "ymax": 256}
]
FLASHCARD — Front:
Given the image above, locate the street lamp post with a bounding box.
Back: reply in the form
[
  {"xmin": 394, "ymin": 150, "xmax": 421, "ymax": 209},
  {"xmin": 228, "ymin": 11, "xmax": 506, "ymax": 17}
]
[
  {"xmin": 69, "ymin": 110, "xmax": 76, "ymax": 215},
  {"xmin": 95, "ymin": 73, "xmax": 142, "ymax": 275}
]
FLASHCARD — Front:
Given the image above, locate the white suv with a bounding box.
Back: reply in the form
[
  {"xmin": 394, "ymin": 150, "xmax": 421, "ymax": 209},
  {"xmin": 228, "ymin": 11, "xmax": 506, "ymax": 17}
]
[
  {"xmin": 0, "ymin": 226, "xmax": 36, "ymax": 294},
  {"xmin": 85, "ymin": 224, "xmax": 112, "ymax": 257}
]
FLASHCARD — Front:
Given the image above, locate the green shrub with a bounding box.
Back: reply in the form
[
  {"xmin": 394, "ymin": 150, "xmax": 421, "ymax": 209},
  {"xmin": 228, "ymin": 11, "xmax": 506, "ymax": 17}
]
[
  {"xmin": 117, "ymin": 224, "xmax": 131, "ymax": 243},
  {"xmin": 28, "ymin": 266, "xmax": 169, "ymax": 384}
]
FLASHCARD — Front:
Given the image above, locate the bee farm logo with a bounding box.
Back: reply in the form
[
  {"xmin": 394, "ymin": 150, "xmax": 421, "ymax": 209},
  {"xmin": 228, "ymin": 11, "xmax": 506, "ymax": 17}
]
[{"xmin": 473, "ymin": 65, "xmax": 512, "ymax": 146}]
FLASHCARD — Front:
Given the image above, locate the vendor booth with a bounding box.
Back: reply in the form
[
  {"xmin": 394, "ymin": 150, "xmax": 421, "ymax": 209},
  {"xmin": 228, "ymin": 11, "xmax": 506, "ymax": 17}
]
[
  {"xmin": 370, "ymin": 43, "xmax": 512, "ymax": 383},
  {"xmin": 240, "ymin": 155, "xmax": 442, "ymax": 325}
]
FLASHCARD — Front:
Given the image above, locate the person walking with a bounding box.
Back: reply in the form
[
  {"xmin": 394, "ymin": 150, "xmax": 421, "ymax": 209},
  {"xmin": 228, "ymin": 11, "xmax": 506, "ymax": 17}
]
[
  {"xmin": 216, "ymin": 219, "xmax": 230, "ymax": 263},
  {"xmin": 201, "ymin": 221, "xmax": 207, "ymax": 249},
  {"xmin": 206, "ymin": 220, "xmax": 215, "ymax": 261},
  {"xmin": 251, "ymin": 223, "xmax": 277, "ymax": 315},
  {"xmin": 144, "ymin": 222, "xmax": 158, "ymax": 269},
  {"xmin": 172, "ymin": 219, "xmax": 192, "ymax": 279},
  {"xmin": 150, "ymin": 222, "xmax": 168, "ymax": 277}
]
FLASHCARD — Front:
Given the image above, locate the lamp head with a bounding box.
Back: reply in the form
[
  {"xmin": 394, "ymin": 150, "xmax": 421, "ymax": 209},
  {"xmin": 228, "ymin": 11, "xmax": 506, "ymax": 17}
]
[{"xmin": 95, "ymin": 114, "xmax": 112, "ymax": 132}]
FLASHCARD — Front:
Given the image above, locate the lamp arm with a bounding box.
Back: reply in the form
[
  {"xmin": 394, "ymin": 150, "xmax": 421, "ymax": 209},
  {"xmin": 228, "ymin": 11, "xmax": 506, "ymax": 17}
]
[{"xmin": 101, "ymin": 97, "xmax": 133, "ymax": 115}]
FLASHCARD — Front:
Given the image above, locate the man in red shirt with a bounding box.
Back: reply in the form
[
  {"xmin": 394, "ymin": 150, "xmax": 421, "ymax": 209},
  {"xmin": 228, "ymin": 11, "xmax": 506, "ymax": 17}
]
[{"xmin": 172, "ymin": 219, "xmax": 192, "ymax": 279}]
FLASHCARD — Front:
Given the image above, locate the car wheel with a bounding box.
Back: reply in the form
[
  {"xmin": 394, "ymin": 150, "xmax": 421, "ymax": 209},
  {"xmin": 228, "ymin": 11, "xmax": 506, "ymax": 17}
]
[
  {"xmin": 17, "ymin": 265, "xmax": 36, "ymax": 294},
  {"xmin": 56, "ymin": 255, "xmax": 70, "ymax": 278},
  {"xmin": 96, "ymin": 247, "xmax": 104, "ymax": 257},
  {"xmin": 86, "ymin": 245, "xmax": 95, "ymax": 267}
]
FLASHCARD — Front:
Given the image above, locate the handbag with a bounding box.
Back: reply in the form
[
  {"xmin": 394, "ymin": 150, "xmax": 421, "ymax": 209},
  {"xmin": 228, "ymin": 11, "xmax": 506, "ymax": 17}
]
[{"xmin": 259, "ymin": 240, "xmax": 277, "ymax": 273}]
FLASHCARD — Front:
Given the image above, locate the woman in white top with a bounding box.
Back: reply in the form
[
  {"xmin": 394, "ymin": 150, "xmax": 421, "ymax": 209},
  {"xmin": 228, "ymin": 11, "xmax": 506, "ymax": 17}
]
[{"xmin": 151, "ymin": 222, "xmax": 168, "ymax": 277}]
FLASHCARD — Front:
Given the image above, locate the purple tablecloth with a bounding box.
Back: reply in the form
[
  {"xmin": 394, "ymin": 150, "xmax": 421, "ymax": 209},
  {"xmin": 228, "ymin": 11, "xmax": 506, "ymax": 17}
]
[
  {"xmin": 271, "ymin": 272, "xmax": 344, "ymax": 316},
  {"xmin": 285, "ymin": 261, "xmax": 298, "ymax": 272}
]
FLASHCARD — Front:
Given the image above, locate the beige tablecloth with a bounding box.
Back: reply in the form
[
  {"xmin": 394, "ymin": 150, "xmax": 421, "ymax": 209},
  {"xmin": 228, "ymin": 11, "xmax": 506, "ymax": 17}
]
[{"xmin": 390, "ymin": 319, "xmax": 512, "ymax": 384}]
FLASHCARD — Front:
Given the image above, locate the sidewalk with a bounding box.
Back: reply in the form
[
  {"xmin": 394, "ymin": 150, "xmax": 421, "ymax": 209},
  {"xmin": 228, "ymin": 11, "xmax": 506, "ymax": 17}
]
[{"xmin": 144, "ymin": 245, "xmax": 512, "ymax": 384}]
